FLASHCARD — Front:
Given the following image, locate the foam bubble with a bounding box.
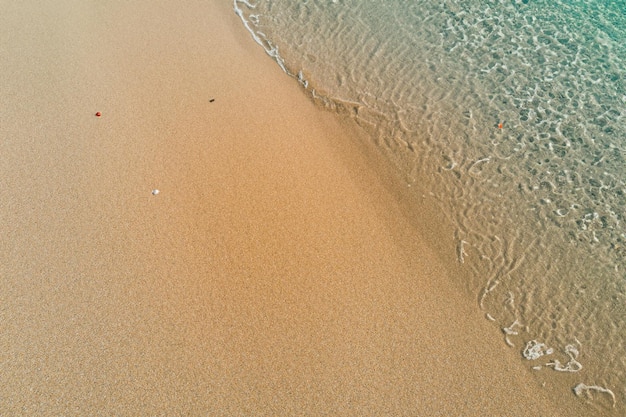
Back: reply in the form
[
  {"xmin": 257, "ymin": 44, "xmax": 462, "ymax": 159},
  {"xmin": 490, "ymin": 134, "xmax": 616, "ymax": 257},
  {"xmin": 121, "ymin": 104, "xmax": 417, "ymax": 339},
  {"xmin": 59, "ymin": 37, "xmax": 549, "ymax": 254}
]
[
  {"xmin": 546, "ymin": 344, "xmax": 582, "ymax": 373},
  {"xmin": 573, "ymin": 383, "xmax": 616, "ymax": 408},
  {"xmin": 522, "ymin": 340, "xmax": 554, "ymax": 360}
]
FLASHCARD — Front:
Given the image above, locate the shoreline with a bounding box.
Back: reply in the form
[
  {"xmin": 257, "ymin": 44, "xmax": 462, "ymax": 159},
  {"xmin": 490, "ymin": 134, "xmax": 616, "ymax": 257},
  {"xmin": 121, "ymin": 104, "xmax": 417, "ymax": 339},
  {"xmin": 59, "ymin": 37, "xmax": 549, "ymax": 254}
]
[{"xmin": 0, "ymin": 1, "xmax": 588, "ymax": 415}]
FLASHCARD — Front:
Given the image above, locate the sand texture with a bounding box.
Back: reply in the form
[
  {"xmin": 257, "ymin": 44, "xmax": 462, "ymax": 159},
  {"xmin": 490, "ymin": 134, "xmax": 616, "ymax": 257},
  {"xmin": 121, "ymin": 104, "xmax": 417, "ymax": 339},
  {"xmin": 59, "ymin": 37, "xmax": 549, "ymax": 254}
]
[{"xmin": 1, "ymin": 1, "xmax": 584, "ymax": 415}]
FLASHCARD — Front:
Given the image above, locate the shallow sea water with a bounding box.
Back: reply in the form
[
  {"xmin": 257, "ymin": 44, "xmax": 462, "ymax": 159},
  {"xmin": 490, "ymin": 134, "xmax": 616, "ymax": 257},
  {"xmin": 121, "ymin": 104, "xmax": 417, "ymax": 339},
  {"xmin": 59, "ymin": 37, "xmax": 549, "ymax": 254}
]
[{"xmin": 234, "ymin": 0, "xmax": 626, "ymax": 413}]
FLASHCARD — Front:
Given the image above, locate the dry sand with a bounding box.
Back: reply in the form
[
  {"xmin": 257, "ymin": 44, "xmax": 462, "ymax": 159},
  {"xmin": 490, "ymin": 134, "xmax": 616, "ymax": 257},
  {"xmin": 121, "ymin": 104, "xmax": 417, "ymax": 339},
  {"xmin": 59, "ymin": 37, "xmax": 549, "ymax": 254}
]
[{"xmin": 1, "ymin": 1, "xmax": 585, "ymax": 415}]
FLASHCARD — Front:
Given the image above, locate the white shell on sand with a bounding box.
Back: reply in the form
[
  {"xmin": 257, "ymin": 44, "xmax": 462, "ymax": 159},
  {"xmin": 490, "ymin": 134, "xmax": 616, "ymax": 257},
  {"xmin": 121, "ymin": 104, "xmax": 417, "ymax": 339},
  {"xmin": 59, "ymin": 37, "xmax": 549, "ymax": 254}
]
[{"xmin": 152, "ymin": 189, "xmax": 160, "ymax": 195}]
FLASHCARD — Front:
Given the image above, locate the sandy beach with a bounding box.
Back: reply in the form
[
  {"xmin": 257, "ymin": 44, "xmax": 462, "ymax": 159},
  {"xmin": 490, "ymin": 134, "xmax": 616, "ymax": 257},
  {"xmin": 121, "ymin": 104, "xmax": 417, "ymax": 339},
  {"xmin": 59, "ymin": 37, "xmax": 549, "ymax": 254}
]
[{"xmin": 0, "ymin": 1, "xmax": 587, "ymax": 415}]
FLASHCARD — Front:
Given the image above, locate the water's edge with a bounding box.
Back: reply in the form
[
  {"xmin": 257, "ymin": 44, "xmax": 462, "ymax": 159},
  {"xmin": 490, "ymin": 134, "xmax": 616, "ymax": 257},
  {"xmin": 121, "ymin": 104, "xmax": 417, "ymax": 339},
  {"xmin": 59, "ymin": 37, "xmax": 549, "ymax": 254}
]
[{"xmin": 232, "ymin": 1, "xmax": 625, "ymax": 414}]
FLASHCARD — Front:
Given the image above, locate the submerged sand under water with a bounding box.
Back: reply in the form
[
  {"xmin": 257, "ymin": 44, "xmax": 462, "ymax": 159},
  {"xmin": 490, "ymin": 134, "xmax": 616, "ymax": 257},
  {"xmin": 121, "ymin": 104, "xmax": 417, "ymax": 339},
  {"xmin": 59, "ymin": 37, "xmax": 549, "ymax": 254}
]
[{"xmin": 235, "ymin": 0, "xmax": 626, "ymax": 414}]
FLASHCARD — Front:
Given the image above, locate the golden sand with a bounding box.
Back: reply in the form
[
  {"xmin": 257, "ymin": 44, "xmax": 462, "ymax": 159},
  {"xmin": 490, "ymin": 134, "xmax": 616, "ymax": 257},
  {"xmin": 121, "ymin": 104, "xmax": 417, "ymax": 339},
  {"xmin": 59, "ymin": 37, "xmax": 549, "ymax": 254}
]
[{"xmin": 0, "ymin": 1, "xmax": 585, "ymax": 415}]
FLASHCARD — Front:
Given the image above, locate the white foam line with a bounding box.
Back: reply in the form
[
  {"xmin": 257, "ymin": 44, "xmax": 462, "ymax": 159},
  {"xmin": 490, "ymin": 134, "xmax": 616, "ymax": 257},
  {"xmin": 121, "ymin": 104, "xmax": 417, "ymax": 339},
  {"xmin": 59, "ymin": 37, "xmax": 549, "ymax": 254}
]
[
  {"xmin": 468, "ymin": 157, "xmax": 491, "ymax": 176},
  {"xmin": 457, "ymin": 239, "xmax": 468, "ymax": 264},
  {"xmin": 472, "ymin": 156, "xmax": 491, "ymax": 167},
  {"xmin": 503, "ymin": 319, "xmax": 523, "ymax": 347},
  {"xmin": 479, "ymin": 279, "xmax": 499, "ymax": 309},
  {"xmin": 503, "ymin": 319, "xmax": 521, "ymax": 335},
  {"xmin": 573, "ymin": 383, "xmax": 616, "ymax": 408},
  {"xmin": 546, "ymin": 344, "xmax": 582, "ymax": 373},
  {"xmin": 233, "ymin": 0, "xmax": 289, "ymax": 74}
]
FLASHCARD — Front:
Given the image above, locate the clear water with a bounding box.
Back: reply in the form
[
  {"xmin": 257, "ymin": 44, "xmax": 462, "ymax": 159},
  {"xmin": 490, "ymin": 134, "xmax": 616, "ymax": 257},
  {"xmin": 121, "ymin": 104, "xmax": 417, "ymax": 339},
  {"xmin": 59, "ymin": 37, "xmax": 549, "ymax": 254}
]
[{"xmin": 234, "ymin": 0, "xmax": 626, "ymax": 412}]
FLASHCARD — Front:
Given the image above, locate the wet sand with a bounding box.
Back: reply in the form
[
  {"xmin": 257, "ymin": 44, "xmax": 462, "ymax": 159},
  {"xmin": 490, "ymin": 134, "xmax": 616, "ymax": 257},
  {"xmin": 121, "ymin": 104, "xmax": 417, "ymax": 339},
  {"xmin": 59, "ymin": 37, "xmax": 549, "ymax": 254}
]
[{"xmin": 0, "ymin": 1, "xmax": 584, "ymax": 415}]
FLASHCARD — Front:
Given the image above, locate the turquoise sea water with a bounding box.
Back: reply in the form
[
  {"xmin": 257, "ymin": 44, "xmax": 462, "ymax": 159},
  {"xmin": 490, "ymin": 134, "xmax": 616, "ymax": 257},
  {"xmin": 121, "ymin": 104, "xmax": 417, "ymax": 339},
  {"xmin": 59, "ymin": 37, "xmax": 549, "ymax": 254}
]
[{"xmin": 234, "ymin": 0, "xmax": 626, "ymax": 413}]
